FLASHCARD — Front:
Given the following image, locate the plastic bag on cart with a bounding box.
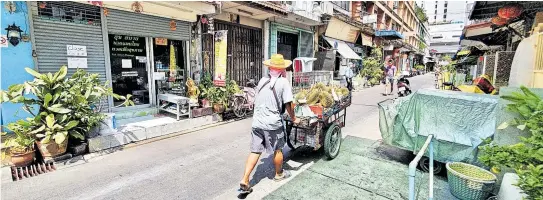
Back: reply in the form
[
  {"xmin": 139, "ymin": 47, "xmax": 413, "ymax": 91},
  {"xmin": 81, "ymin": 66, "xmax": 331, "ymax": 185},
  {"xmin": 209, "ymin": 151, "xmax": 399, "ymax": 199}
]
[{"xmin": 378, "ymin": 89, "xmax": 499, "ymax": 163}]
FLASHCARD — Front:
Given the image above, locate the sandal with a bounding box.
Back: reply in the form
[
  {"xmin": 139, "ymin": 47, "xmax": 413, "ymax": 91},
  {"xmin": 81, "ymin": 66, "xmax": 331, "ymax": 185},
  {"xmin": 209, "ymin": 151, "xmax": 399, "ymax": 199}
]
[
  {"xmin": 238, "ymin": 183, "xmax": 253, "ymax": 194},
  {"xmin": 273, "ymin": 170, "xmax": 292, "ymax": 182}
]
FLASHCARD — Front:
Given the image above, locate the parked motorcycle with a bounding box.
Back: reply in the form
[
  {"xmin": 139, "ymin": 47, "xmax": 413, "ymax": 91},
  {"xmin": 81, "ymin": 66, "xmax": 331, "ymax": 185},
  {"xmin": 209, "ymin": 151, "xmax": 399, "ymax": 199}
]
[
  {"xmin": 397, "ymin": 76, "xmax": 411, "ymax": 97},
  {"xmin": 232, "ymin": 78, "xmax": 257, "ymax": 118}
]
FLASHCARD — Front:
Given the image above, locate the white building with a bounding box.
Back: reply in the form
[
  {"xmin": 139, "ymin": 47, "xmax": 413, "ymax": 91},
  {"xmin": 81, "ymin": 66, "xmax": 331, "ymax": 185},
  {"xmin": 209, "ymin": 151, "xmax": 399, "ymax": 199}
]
[
  {"xmin": 415, "ymin": 1, "xmax": 473, "ymax": 58},
  {"xmin": 416, "ymin": 1, "xmax": 473, "ymax": 24},
  {"xmin": 428, "ymin": 22, "xmax": 465, "ymax": 57}
]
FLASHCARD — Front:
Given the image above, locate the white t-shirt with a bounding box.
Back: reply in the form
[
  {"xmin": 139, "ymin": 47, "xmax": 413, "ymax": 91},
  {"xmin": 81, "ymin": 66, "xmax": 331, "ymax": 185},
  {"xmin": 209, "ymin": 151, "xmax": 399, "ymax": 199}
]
[{"xmin": 251, "ymin": 76, "xmax": 293, "ymax": 130}]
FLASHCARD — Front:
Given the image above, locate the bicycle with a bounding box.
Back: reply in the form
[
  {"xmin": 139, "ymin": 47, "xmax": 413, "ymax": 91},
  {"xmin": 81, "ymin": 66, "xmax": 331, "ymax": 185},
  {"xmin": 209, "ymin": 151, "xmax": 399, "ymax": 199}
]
[{"xmin": 231, "ymin": 78, "xmax": 257, "ymax": 118}]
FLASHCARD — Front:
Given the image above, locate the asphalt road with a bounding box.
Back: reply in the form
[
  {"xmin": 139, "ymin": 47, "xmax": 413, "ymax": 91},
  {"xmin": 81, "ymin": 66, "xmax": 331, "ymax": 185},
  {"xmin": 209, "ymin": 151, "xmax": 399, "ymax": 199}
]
[{"xmin": 1, "ymin": 74, "xmax": 435, "ymax": 200}]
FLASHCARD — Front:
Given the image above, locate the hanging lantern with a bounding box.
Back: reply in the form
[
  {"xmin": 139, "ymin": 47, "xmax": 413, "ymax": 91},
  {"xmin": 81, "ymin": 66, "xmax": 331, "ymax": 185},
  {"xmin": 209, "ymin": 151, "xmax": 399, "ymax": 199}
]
[
  {"xmin": 491, "ymin": 16, "xmax": 508, "ymax": 26},
  {"xmin": 498, "ymin": 3, "xmax": 523, "ymax": 19}
]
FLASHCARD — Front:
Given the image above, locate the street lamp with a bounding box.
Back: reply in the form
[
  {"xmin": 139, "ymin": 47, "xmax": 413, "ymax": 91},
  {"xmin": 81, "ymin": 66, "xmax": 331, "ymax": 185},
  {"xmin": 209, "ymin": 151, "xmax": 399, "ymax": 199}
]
[{"xmin": 5, "ymin": 23, "xmax": 22, "ymax": 47}]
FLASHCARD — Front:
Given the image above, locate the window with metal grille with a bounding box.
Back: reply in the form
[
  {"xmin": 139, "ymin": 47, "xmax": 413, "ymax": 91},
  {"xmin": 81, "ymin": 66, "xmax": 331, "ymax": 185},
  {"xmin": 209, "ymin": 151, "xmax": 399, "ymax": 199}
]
[
  {"xmin": 34, "ymin": 1, "xmax": 101, "ymax": 26},
  {"xmin": 332, "ymin": 1, "xmax": 350, "ymax": 11}
]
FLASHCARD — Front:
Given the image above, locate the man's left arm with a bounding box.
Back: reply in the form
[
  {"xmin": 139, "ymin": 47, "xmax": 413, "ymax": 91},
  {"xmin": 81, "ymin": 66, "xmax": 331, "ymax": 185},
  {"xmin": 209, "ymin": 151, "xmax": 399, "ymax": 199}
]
[{"xmin": 281, "ymin": 80, "xmax": 299, "ymax": 124}]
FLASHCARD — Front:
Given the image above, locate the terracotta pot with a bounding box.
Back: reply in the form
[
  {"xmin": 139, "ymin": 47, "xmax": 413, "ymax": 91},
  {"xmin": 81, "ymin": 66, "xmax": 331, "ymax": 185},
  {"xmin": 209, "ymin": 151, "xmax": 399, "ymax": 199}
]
[
  {"xmin": 213, "ymin": 104, "xmax": 225, "ymax": 113},
  {"xmin": 10, "ymin": 150, "xmax": 35, "ymax": 167},
  {"xmin": 36, "ymin": 139, "xmax": 68, "ymax": 159},
  {"xmin": 201, "ymin": 99, "xmax": 211, "ymax": 108}
]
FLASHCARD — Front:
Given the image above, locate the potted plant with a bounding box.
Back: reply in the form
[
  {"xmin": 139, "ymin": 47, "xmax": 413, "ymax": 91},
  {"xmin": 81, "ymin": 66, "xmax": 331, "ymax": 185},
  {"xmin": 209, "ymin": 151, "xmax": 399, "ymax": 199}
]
[
  {"xmin": 208, "ymin": 86, "xmax": 228, "ymax": 113},
  {"xmin": 198, "ymin": 72, "xmax": 213, "ymax": 108},
  {"xmin": 34, "ymin": 113, "xmax": 79, "ymax": 158},
  {"xmin": 0, "ymin": 66, "xmax": 132, "ymax": 159},
  {"xmin": 1, "ymin": 120, "xmax": 36, "ymax": 167},
  {"xmin": 479, "ymin": 86, "xmax": 543, "ymax": 199}
]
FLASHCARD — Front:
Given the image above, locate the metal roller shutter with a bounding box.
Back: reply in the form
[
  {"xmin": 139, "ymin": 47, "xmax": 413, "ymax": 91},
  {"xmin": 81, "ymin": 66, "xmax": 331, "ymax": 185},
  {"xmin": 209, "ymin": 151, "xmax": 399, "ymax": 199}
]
[
  {"xmin": 298, "ymin": 31, "xmax": 314, "ymax": 58},
  {"xmin": 32, "ymin": 2, "xmax": 106, "ymax": 81},
  {"xmin": 107, "ymin": 9, "xmax": 190, "ymax": 41}
]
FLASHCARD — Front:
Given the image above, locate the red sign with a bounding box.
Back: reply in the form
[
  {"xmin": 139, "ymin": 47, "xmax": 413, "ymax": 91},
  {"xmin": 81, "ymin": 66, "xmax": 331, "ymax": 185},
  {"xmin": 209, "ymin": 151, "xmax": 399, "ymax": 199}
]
[{"xmin": 0, "ymin": 35, "xmax": 8, "ymax": 48}]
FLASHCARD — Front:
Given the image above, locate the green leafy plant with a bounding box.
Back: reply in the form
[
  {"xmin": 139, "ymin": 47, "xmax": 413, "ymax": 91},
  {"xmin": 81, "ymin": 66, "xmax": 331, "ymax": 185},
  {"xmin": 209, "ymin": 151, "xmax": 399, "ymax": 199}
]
[
  {"xmin": 361, "ymin": 47, "xmax": 384, "ymax": 86},
  {"xmin": 415, "ymin": 4, "xmax": 428, "ymax": 23},
  {"xmin": 414, "ymin": 64, "xmax": 425, "ymax": 71},
  {"xmin": 479, "ymin": 86, "xmax": 543, "ymax": 200},
  {"xmin": 64, "ymin": 69, "xmax": 132, "ymax": 138},
  {"xmin": 198, "ymin": 72, "xmax": 213, "ymax": 100},
  {"xmin": 0, "ymin": 66, "xmax": 132, "ymax": 145},
  {"xmin": 1, "ymin": 120, "xmax": 36, "ymax": 154}
]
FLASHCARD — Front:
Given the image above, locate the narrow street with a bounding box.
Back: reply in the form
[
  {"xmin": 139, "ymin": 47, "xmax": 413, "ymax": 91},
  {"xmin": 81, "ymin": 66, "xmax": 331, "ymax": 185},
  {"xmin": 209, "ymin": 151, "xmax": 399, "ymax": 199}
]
[{"xmin": 1, "ymin": 74, "xmax": 435, "ymax": 200}]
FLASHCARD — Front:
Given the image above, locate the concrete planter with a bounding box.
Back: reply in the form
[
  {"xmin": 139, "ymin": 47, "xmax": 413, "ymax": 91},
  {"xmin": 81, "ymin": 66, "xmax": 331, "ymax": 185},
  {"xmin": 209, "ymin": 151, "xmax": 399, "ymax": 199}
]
[{"xmin": 497, "ymin": 173, "xmax": 527, "ymax": 200}]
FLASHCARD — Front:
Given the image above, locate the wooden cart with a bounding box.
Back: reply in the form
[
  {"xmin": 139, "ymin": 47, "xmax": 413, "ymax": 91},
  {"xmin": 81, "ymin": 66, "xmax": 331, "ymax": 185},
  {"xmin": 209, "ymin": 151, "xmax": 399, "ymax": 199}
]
[{"xmin": 283, "ymin": 93, "xmax": 351, "ymax": 160}]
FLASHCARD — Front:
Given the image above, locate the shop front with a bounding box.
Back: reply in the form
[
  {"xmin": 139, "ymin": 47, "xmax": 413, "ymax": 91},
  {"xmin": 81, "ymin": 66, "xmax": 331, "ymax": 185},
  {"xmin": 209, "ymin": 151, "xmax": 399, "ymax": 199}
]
[
  {"xmin": 105, "ymin": 9, "xmax": 191, "ymax": 110},
  {"xmin": 269, "ymin": 22, "xmax": 314, "ymax": 60}
]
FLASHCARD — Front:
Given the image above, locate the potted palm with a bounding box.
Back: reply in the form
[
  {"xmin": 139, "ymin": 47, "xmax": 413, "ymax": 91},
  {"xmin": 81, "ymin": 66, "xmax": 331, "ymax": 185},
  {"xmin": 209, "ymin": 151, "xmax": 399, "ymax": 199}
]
[{"xmin": 2, "ymin": 120, "xmax": 36, "ymax": 167}]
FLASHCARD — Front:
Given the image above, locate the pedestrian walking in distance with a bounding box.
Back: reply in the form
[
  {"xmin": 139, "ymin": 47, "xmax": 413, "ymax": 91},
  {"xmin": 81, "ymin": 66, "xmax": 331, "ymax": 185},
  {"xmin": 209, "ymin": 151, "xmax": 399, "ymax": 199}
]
[
  {"xmin": 384, "ymin": 59, "xmax": 396, "ymax": 95},
  {"xmin": 239, "ymin": 54, "xmax": 301, "ymax": 194}
]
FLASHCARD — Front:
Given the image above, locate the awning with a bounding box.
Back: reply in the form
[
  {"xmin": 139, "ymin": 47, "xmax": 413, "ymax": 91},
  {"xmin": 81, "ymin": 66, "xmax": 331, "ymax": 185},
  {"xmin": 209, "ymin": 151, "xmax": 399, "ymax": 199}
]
[
  {"xmin": 375, "ymin": 30, "xmax": 404, "ymax": 40},
  {"xmin": 324, "ymin": 37, "xmax": 362, "ymax": 60}
]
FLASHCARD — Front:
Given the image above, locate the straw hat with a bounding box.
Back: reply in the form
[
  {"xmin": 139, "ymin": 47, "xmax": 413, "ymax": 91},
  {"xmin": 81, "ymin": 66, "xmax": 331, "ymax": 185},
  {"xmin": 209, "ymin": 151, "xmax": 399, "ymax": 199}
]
[{"xmin": 262, "ymin": 54, "xmax": 292, "ymax": 69}]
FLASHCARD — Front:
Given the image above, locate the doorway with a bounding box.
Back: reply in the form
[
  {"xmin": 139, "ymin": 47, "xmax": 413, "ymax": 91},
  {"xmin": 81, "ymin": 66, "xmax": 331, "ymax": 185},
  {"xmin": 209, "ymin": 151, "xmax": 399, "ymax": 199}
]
[
  {"xmin": 108, "ymin": 34, "xmax": 150, "ymax": 107},
  {"xmin": 152, "ymin": 38, "xmax": 187, "ymax": 99},
  {"xmin": 277, "ymin": 32, "xmax": 298, "ymax": 61}
]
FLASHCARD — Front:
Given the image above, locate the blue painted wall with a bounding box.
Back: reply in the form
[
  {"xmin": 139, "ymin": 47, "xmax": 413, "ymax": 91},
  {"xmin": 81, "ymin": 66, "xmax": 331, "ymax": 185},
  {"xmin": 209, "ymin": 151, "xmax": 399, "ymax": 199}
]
[{"xmin": 1, "ymin": 2, "xmax": 36, "ymax": 130}]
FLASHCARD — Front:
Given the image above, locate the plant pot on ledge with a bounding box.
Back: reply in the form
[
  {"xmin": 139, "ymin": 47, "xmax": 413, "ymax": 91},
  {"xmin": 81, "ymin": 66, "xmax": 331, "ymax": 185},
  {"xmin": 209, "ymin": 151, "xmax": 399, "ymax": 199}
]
[
  {"xmin": 213, "ymin": 104, "xmax": 225, "ymax": 113},
  {"xmin": 10, "ymin": 150, "xmax": 36, "ymax": 167},
  {"xmin": 36, "ymin": 139, "xmax": 68, "ymax": 160}
]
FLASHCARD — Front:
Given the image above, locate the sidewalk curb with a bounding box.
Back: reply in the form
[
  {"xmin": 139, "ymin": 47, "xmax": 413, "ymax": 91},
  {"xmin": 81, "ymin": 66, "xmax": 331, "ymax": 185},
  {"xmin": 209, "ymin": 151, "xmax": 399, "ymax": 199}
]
[{"xmin": 1, "ymin": 117, "xmax": 246, "ymax": 174}]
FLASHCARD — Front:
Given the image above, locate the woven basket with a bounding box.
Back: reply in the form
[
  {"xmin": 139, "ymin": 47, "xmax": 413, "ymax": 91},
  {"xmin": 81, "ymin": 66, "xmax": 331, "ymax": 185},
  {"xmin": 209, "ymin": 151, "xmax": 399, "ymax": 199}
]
[{"xmin": 446, "ymin": 162, "xmax": 497, "ymax": 200}]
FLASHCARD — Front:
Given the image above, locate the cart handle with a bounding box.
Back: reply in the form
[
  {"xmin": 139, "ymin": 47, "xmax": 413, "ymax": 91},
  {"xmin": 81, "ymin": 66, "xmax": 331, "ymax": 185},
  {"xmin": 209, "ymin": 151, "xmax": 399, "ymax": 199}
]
[{"xmin": 377, "ymin": 98, "xmax": 394, "ymax": 106}]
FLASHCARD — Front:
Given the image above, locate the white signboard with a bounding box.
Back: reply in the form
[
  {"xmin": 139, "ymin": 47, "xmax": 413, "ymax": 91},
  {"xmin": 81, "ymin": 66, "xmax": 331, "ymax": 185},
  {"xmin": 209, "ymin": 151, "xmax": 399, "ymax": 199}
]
[
  {"xmin": 67, "ymin": 57, "xmax": 88, "ymax": 69},
  {"xmin": 122, "ymin": 71, "xmax": 138, "ymax": 77},
  {"xmin": 0, "ymin": 35, "xmax": 8, "ymax": 48},
  {"xmin": 66, "ymin": 45, "xmax": 87, "ymax": 56},
  {"xmin": 362, "ymin": 14, "xmax": 377, "ymax": 24},
  {"xmin": 122, "ymin": 59, "xmax": 132, "ymax": 68},
  {"xmin": 153, "ymin": 72, "xmax": 166, "ymax": 80}
]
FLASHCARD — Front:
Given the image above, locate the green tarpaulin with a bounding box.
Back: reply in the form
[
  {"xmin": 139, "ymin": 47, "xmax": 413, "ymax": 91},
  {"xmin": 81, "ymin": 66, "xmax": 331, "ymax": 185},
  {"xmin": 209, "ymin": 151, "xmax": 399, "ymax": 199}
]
[{"xmin": 378, "ymin": 89, "xmax": 499, "ymax": 163}]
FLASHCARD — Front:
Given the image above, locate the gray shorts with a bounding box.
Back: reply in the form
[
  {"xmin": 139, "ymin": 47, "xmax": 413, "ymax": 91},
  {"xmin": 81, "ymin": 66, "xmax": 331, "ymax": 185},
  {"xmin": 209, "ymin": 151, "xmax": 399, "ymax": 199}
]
[{"xmin": 250, "ymin": 128, "xmax": 285, "ymax": 154}]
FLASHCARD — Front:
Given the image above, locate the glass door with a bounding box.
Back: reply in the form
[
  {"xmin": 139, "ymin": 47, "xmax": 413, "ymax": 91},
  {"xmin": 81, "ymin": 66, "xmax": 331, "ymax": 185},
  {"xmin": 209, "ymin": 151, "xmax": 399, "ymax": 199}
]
[
  {"xmin": 109, "ymin": 34, "xmax": 150, "ymax": 106},
  {"xmin": 152, "ymin": 38, "xmax": 186, "ymax": 98}
]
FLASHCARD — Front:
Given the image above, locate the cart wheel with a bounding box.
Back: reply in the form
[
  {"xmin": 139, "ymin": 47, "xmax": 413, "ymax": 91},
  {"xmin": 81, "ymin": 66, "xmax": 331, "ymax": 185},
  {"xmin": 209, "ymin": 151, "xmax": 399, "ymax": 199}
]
[
  {"xmin": 324, "ymin": 124, "xmax": 342, "ymax": 160},
  {"xmin": 418, "ymin": 157, "xmax": 443, "ymax": 174},
  {"xmin": 232, "ymin": 96, "xmax": 247, "ymax": 118}
]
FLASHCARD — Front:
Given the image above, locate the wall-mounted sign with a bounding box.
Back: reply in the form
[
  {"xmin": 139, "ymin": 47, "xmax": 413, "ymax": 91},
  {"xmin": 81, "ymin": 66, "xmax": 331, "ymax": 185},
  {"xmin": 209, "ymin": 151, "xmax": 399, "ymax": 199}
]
[
  {"xmin": 155, "ymin": 38, "xmax": 168, "ymax": 46},
  {"xmin": 214, "ymin": 30, "xmax": 227, "ymax": 86},
  {"xmin": 121, "ymin": 59, "xmax": 132, "ymax": 68},
  {"xmin": 362, "ymin": 14, "xmax": 377, "ymax": 24},
  {"xmin": 325, "ymin": 18, "xmax": 359, "ymax": 43},
  {"xmin": 121, "ymin": 71, "xmax": 138, "ymax": 77},
  {"xmin": 67, "ymin": 57, "xmax": 88, "ymax": 68},
  {"xmin": 66, "ymin": 45, "xmax": 87, "ymax": 56},
  {"xmin": 109, "ymin": 34, "xmax": 146, "ymax": 58},
  {"xmin": 0, "ymin": 35, "xmax": 8, "ymax": 48}
]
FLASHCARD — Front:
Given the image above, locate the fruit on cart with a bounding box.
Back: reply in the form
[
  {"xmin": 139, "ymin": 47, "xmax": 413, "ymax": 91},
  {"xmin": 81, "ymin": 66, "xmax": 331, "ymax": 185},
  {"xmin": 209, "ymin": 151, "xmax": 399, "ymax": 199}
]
[
  {"xmin": 295, "ymin": 83, "xmax": 348, "ymax": 108},
  {"xmin": 294, "ymin": 89, "xmax": 309, "ymax": 103}
]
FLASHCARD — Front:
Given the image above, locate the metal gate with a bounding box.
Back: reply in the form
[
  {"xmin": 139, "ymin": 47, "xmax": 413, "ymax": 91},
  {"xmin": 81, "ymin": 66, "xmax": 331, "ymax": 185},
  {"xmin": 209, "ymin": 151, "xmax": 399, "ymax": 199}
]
[
  {"xmin": 202, "ymin": 20, "xmax": 263, "ymax": 86},
  {"xmin": 31, "ymin": 1, "xmax": 106, "ymax": 80}
]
